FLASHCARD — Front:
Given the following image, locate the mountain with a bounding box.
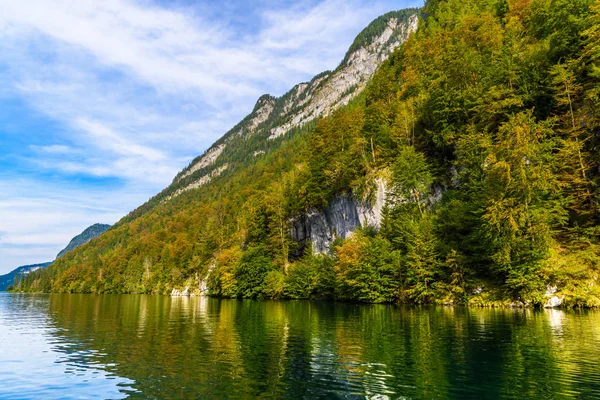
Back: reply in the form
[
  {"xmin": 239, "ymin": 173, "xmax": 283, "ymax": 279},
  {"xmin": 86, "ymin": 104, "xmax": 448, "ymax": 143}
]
[
  {"xmin": 0, "ymin": 262, "xmax": 52, "ymax": 291},
  {"xmin": 2, "ymin": 223, "xmax": 111, "ymax": 291},
  {"xmin": 124, "ymin": 9, "xmax": 419, "ymax": 214},
  {"xmin": 21, "ymin": 1, "xmax": 600, "ymax": 308},
  {"xmin": 19, "ymin": 8, "xmax": 420, "ymax": 295},
  {"xmin": 56, "ymin": 223, "xmax": 111, "ymax": 259}
]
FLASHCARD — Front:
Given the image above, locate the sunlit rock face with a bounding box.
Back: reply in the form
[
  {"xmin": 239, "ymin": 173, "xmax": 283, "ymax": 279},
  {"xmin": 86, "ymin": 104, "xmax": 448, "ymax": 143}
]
[
  {"xmin": 166, "ymin": 12, "xmax": 419, "ymax": 201},
  {"xmin": 268, "ymin": 14, "xmax": 419, "ymax": 140},
  {"xmin": 545, "ymin": 296, "xmax": 564, "ymax": 308},
  {"xmin": 544, "ymin": 285, "xmax": 564, "ymax": 308},
  {"xmin": 291, "ymin": 179, "xmax": 387, "ymax": 255},
  {"xmin": 177, "ymin": 144, "xmax": 226, "ymax": 182}
]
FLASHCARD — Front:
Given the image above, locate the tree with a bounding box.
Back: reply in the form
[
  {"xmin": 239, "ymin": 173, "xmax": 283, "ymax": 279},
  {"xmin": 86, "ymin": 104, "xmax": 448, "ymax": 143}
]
[
  {"xmin": 334, "ymin": 232, "xmax": 401, "ymax": 303},
  {"xmin": 480, "ymin": 111, "xmax": 566, "ymax": 300},
  {"xmin": 403, "ymin": 216, "xmax": 440, "ymax": 303},
  {"xmin": 390, "ymin": 146, "xmax": 433, "ymax": 216},
  {"xmin": 551, "ymin": 62, "xmax": 595, "ymax": 223},
  {"xmin": 235, "ymin": 245, "xmax": 276, "ymax": 299}
]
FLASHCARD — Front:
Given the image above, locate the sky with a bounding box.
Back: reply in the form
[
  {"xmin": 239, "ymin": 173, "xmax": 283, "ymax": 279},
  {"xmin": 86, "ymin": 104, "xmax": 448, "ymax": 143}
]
[{"xmin": 0, "ymin": 0, "xmax": 421, "ymax": 274}]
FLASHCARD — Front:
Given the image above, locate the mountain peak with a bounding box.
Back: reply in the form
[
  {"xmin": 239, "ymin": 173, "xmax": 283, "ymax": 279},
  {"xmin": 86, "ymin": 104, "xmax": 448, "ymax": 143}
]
[
  {"xmin": 56, "ymin": 223, "xmax": 111, "ymax": 259},
  {"xmin": 254, "ymin": 94, "xmax": 276, "ymax": 110},
  {"xmin": 340, "ymin": 9, "xmax": 419, "ymax": 68}
]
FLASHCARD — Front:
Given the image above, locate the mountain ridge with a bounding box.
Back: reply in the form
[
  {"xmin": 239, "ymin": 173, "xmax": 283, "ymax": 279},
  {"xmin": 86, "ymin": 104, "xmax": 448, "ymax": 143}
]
[
  {"xmin": 0, "ymin": 262, "xmax": 52, "ymax": 291},
  {"xmin": 119, "ymin": 9, "xmax": 419, "ymax": 221},
  {"xmin": 56, "ymin": 223, "xmax": 111, "ymax": 259}
]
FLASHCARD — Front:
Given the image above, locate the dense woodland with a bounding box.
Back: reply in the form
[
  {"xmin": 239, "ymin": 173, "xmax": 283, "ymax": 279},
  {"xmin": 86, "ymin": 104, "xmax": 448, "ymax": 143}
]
[{"xmin": 20, "ymin": 0, "xmax": 600, "ymax": 307}]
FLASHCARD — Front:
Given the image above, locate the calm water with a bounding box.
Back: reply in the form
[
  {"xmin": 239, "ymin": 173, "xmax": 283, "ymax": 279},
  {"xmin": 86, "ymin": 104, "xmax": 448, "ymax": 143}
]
[{"xmin": 1, "ymin": 293, "xmax": 599, "ymax": 399}]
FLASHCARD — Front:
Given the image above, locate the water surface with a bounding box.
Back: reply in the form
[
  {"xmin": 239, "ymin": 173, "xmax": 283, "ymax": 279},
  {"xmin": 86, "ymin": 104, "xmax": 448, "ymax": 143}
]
[{"xmin": 1, "ymin": 293, "xmax": 599, "ymax": 399}]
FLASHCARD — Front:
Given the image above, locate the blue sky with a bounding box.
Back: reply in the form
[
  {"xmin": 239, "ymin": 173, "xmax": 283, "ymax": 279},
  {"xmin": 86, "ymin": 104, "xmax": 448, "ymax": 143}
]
[{"xmin": 0, "ymin": 0, "xmax": 421, "ymax": 274}]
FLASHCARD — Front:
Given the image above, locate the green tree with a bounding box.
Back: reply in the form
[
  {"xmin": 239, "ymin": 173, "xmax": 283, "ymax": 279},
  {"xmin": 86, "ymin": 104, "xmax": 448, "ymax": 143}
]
[
  {"xmin": 390, "ymin": 146, "xmax": 433, "ymax": 216},
  {"xmin": 334, "ymin": 232, "xmax": 401, "ymax": 303},
  {"xmin": 480, "ymin": 111, "xmax": 566, "ymax": 300},
  {"xmin": 235, "ymin": 245, "xmax": 276, "ymax": 299}
]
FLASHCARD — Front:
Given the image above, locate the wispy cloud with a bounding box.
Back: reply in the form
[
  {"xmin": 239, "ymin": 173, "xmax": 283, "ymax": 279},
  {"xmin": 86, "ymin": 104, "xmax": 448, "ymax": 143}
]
[{"xmin": 0, "ymin": 176, "xmax": 134, "ymax": 271}]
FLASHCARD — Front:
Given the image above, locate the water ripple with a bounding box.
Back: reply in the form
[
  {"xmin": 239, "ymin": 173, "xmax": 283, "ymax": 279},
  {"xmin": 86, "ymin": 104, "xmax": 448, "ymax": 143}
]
[{"xmin": 1, "ymin": 294, "xmax": 600, "ymax": 399}]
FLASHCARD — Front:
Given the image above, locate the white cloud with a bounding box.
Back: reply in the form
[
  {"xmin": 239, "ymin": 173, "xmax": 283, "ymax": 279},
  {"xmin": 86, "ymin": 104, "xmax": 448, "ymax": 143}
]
[
  {"xmin": 261, "ymin": 0, "xmax": 365, "ymax": 50},
  {"xmin": 75, "ymin": 118, "xmax": 166, "ymax": 162},
  {"xmin": 32, "ymin": 145, "xmax": 75, "ymax": 154},
  {"xmin": 0, "ymin": 0, "xmax": 252, "ymax": 94},
  {"xmin": 0, "ymin": 177, "xmax": 134, "ymax": 273}
]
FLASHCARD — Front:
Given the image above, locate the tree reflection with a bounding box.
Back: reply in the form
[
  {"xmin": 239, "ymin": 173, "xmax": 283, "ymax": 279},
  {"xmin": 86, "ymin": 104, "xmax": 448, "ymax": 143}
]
[{"xmin": 33, "ymin": 294, "xmax": 600, "ymax": 399}]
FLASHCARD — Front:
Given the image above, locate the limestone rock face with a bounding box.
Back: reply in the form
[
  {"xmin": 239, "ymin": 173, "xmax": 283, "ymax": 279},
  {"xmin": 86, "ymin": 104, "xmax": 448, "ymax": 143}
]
[
  {"xmin": 544, "ymin": 285, "xmax": 564, "ymax": 308},
  {"xmin": 247, "ymin": 95, "xmax": 276, "ymax": 135},
  {"xmin": 165, "ymin": 164, "xmax": 228, "ymax": 201},
  {"xmin": 178, "ymin": 144, "xmax": 226, "ymax": 182},
  {"xmin": 544, "ymin": 285, "xmax": 563, "ymax": 308},
  {"xmin": 545, "ymin": 296, "xmax": 563, "ymax": 308},
  {"xmin": 170, "ymin": 287, "xmax": 190, "ymax": 297},
  {"xmin": 291, "ymin": 179, "xmax": 387, "ymax": 254},
  {"xmin": 268, "ymin": 14, "xmax": 419, "ymax": 140},
  {"xmin": 165, "ymin": 10, "xmax": 419, "ymax": 201}
]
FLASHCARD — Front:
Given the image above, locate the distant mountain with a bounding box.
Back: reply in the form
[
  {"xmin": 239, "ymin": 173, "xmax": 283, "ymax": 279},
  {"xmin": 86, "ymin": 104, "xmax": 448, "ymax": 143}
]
[
  {"xmin": 0, "ymin": 262, "xmax": 52, "ymax": 291},
  {"xmin": 1, "ymin": 223, "xmax": 111, "ymax": 291},
  {"xmin": 56, "ymin": 223, "xmax": 111, "ymax": 259}
]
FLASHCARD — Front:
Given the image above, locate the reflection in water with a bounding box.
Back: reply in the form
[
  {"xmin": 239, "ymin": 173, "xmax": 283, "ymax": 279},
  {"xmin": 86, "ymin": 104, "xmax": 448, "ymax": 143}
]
[
  {"xmin": 0, "ymin": 294, "xmax": 136, "ymax": 400},
  {"xmin": 1, "ymin": 293, "xmax": 600, "ymax": 399}
]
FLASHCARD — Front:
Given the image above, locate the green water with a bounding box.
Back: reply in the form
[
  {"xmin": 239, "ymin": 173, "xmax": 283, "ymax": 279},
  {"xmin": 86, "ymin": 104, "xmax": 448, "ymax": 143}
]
[{"xmin": 1, "ymin": 293, "xmax": 599, "ymax": 399}]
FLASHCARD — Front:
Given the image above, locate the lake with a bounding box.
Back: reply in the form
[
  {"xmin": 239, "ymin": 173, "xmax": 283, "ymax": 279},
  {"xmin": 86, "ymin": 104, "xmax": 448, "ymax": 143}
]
[{"xmin": 0, "ymin": 293, "xmax": 599, "ymax": 399}]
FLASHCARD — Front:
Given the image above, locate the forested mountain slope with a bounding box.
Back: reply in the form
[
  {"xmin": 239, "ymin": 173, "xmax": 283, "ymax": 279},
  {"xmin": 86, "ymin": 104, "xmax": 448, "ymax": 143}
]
[
  {"xmin": 121, "ymin": 9, "xmax": 419, "ymax": 219},
  {"xmin": 56, "ymin": 223, "xmax": 111, "ymax": 259},
  {"xmin": 23, "ymin": 0, "xmax": 600, "ymax": 307}
]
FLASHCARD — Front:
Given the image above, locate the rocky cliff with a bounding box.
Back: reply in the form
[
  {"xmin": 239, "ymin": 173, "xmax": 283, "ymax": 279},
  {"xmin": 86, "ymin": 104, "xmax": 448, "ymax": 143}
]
[
  {"xmin": 161, "ymin": 10, "xmax": 419, "ymax": 201},
  {"xmin": 291, "ymin": 178, "xmax": 387, "ymax": 254}
]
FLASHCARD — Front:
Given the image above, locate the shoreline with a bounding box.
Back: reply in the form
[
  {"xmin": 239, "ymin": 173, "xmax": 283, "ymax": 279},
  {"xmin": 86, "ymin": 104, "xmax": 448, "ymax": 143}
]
[{"xmin": 5, "ymin": 290, "xmax": 598, "ymax": 310}]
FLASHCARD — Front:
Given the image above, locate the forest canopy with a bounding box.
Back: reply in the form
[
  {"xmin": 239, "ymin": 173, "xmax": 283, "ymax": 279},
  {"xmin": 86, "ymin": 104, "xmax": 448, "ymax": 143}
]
[{"xmin": 21, "ymin": 0, "xmax": 600, "ymax": 307}]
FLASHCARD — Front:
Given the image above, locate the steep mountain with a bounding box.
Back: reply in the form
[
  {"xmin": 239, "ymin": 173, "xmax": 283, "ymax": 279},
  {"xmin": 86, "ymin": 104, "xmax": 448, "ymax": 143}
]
[
  {"xmin": 20, "ymin": 9, "xmax": 420, "ymax": 295},
  {"xmin": 56, "ymin": 223, "xmax": 111, "ymax": 259},
  {"xmin": 0, "ymin": 262, "xmax": 51, "ymax": 291},
  {"xmin": 22, "ymin": 1, "xmax": 600, "ymax": 307},
  {"xmin": 125, "ymin": 9, "xmax": 419, "ymax": 214}
]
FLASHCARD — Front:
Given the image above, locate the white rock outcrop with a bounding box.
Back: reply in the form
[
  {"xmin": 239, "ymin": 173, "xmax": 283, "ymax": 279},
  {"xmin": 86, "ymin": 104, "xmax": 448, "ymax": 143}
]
[
  {"xmin": 357, "ymin": 178, "xmax": 387, "ymax": 229},
  {"xmin": 247, "ymin": 97, "xmax": 275, "ymax": 135},
  {"xmin": 545, "ymin": 296, "xmax": 563, "ymax": 308},
  {"xmin": 544, "ymin": 285, "xmax": 563, "ymax": 308},
  {"xmin": 179, "ymin": 144, "xmax": 226, "ymax": 181},
  {"xmin": 165, "ymin": 164, "xmax": 228, "ymax": 201},
  {"xmin": 290, "ymin": 179, "xmax": 388, "ymax": 254},
  {"xmin": 269, "ymin": 14, "xmax": 418, "ymax": 140},
  {"xmin": 171, "ymin": 287, "xmax": 190, "ymax": 297}
]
